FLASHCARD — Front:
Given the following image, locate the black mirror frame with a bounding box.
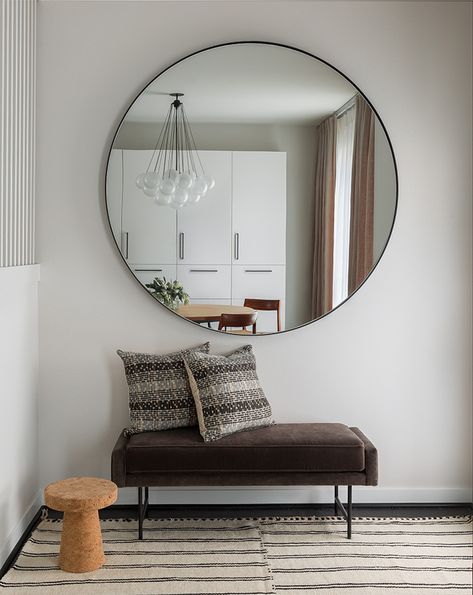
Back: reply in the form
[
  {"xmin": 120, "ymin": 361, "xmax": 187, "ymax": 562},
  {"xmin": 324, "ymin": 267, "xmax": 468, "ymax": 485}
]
[{"xmin": 104, "ymin": 40, "xmax": 399, "ymax": 336}]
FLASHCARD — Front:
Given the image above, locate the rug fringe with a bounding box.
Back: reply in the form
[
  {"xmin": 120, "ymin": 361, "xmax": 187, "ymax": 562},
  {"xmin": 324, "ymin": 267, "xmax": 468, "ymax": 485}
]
[{"xmin": 41, "ymin": 514, "xmax": 473, "ymax": 523}]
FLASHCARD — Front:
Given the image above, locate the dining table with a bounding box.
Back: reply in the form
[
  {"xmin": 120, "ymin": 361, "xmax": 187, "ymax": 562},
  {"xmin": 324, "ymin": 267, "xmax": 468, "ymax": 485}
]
[{"xmin": 175, "ymin": 303, "xmax": 255, "ymax": 325}]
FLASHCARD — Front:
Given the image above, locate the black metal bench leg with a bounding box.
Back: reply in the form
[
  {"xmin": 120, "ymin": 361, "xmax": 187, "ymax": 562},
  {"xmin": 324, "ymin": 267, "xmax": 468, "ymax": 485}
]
[
  {"xmin": 138, "ymin": 487, "xmax": 143, "ymax": 540},
  {"xmin": 138, "ymin": 487, "xmax": 149, "ymax": 540},
  {"xmin": 334, "ymin": 485, "xmax": 352, "ymax": 539},
  {"xmin": 347, "ymin": 485, "xmax": 352, "ymax": 540},
  {"xmin": 144, "ymin": 487, "xmax": 149, "ymax": 518}
]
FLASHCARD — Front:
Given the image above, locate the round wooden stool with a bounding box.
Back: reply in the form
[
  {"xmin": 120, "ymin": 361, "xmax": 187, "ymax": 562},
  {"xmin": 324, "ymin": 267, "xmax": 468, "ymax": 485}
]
[{"xmin": 44, "ymin": 477, "xmax": 117, "ymax": 573}]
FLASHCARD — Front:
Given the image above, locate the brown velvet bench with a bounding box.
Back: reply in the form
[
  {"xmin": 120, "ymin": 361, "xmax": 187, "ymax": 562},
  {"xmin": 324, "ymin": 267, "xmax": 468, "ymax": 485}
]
[{"xmin": 111, "ymin": 423, "xmax": 378, "ymax": 540}]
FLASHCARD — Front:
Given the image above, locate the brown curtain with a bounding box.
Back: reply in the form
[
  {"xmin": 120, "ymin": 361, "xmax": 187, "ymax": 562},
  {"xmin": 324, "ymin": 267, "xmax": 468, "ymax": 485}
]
[
  {"xmin": 348, "ymin": 95, "xmax": 375, "ymax": 293},
  {"xmin": 311, "ymin": 115, "xmax": 336, "ymax": 319}
]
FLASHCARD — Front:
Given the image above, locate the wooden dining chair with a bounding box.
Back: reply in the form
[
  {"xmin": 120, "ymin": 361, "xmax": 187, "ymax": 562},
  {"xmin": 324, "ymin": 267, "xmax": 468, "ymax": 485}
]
[
  {"xmin": 243, "ymin": 299, "xmax": 281, "ymax": 332},
  {"xmin": 218, "ymin": 312, "xmax": 258, "ymax": 334}
]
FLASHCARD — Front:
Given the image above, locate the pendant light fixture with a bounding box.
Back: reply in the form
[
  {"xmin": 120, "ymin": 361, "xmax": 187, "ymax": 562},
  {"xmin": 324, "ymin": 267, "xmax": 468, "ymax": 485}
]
[{"xmin": 135, "ymin": 93, "xmax": 215, "ymax": 208}]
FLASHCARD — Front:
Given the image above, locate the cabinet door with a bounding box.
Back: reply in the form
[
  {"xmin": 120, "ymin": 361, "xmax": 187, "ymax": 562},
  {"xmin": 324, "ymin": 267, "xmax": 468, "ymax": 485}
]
[
  {"xmin": 232, "ymin": 151, "xmax": 286, "ymax": 265},
  {"xmin": 232, "ymin": 265, "xmax": 286, "ymax": 332},
  {"xmin": 232, "ymin": 265, "xmax": 286, "ymax": 299},
  {"xmin": 106, "ymin": 149, "xmax": 123, "ymax": 246},
  {"xmin": 122, "ymin": 150, "xmax": 177, "ymax": 265},
  {"xmin": 131, "ymin": 265, "xmax": 178, "ymax": 287},
  {"xmin": 178, "ymin": 151, "xmax": 232, "ymax": 265},
  {"xmin": 177, "ymin": 265, "xmax": 231, "ymax": 300}
]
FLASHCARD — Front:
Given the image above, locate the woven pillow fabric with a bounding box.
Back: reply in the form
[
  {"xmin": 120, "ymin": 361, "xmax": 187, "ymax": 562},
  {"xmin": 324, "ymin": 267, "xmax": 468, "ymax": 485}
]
[
  {"xmin": 117, "ymin": 343, "xmax": 210, "ymax": 435},
  {"xmin": 184, "ymin": 345, "xmax": 274, "ymax": 442}
]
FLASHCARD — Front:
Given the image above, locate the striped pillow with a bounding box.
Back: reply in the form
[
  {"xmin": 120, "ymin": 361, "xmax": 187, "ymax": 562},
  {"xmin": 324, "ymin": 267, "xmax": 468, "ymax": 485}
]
[
  {"xmin": 184, "ymin": 345, "xmax": 274, "ymax": 442},
  {"xmin": 117, "ymin": 343, "xmax": 210, "ymax": 435}
]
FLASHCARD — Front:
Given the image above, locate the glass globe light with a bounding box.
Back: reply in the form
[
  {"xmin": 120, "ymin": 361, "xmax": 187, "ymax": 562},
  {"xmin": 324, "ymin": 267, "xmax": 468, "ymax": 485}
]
[
  {"xmin": 164, "ymin": 168, "xmax": 179, "ymax": 182},
  {"xmin": 194, "ymin": 177, "xmax": 208, "ymax": 196},
  {"xmin": 144, "ymin": 186, "xmax": 158, "ymax": 198},
  {"xmin": 154, "ymin": 192, "xmax": 171, "ymax": 206},
  {"xmin": 144, "ymin": 172, "xmax": 160, "ymax": 189},
  {"xmin": 177, "ymin": 172, "xmax": 193, "ymax": 190},
  {"xmin": 160, "ymin": 179, "xmax": 176, "ymax": 195},
  {"xmin": 173, "ymin": 189, "xmax": 189, "ymax": 206},
  {"xmin": 187, "ymin": 190, "xmax": 201, "ymax": 204},
  {"xmin": 136, "ymin": 173, "xmax": 146, "ymax": 189},
  {"xmin": 203, "ymin": 175, "xmax": 215, "ymax": 191}
]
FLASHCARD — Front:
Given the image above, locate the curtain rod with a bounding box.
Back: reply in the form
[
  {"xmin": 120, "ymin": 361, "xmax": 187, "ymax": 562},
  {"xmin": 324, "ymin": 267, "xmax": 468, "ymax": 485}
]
[{"xmin": 335, "ymin": 95, "xmax": 357, "ymax": 119}]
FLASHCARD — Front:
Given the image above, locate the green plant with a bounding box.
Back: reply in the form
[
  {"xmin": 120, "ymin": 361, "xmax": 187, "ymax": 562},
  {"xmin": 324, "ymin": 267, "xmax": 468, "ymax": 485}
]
[{"xmin": 145, "ymin": 277, "xmax": 190, "ymax": 310}]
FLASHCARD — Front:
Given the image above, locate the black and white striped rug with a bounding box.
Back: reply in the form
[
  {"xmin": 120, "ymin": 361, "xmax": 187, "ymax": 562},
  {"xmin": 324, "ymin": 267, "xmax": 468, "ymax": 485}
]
[{"xmin": 1, "ymin": 516, "xmax": 471, "ymax": 593}]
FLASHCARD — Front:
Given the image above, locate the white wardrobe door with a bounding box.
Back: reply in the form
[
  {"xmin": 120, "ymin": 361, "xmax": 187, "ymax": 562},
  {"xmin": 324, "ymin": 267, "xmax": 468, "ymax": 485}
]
[
  {"xmin": 106, "ymin": 149, "xmax": 123, "ymax": 246},
  {"xmin": 232, "ymin": 151, "xmax": 286, "ymax": 265},
  {"xmin": 131, "ymin": 265, "xmax": 177, "ymax": 286},
  {"xmin": 122, "ymin": 150, "xmax": 177, "ymax": 265},
  {"xmin": 232, "ymin": 265, "xmax": 286, "ymax": 298},
  {"xmin": 178, "ymin": 151, "xmax": 232, "ymax": 265},
  {"xmin": 177, "ymin": 265, "xmax": 231, "ymax": 300},
  {"xmin": 232, "ymin": 265, "xmax": 286, "ymax": 332}
]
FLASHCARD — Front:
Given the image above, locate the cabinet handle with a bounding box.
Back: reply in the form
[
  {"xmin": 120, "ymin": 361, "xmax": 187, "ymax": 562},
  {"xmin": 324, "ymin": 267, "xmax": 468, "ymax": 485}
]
[
  {"xmin": 244, "ymin": 269, "xmax": 273, "ymax": 273},
  {"xmin": 234, "ymin": 233, "xmax": 240, "ymax": 260},
  {"xmin": 179, "ymin": 232, "xmax": 184, "ymax": 260},
  {"xmin": 189, "ymin": 269, "xmax": 218, "ymax": 273},
  {"xmin": 135, "ymin": 269, "xmax": 163, "ymax": 273},
  {"xmin": 123, "ymin": 232, "xmax": 129, "ymax": 259}
]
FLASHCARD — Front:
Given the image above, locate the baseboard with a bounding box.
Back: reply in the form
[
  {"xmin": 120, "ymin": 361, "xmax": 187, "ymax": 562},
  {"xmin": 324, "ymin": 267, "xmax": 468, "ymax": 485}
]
[
  {"xmin": 115, "ymin": 486, "xmax": 473, "ymax": 506},
  {"xmin": 0, "ymin": 490, "xmax": 43, "ymax": 576}
]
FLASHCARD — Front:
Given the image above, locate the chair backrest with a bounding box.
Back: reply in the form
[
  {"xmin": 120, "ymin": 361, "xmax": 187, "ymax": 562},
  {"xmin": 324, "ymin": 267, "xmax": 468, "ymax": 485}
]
[
  {"xmin": 243, "ymin": 298, "xmax": 281, "ymax": 332},
  {"xmin": 218, "ymin": 312, "xmax": 258, "ymax": 334}
]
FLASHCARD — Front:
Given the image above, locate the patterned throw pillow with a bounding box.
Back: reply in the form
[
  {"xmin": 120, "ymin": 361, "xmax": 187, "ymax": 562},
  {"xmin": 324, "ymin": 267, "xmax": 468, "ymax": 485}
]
[
  {"xmin": 184, "ymin": 345, "xmax": 274, "ymax": 442},
  {"xmin": 117, "ymin": 343, "xmax": 210, "ymax": 435}
]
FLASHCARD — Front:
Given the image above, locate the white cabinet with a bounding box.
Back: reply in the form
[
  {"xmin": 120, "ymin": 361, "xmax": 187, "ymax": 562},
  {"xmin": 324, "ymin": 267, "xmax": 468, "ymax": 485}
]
[
  {"xmin": 232, "ymin": 265, "xmax": 286, "ymax": 299},
  {"xmin": 177, "ymin": 265, "xmax": 231, "ymax": 300},
  {"xmin": 232, "ymin": 151, "xmax": 286, "ymax": 265},
  {"xmin": 232, "ymin": 265, "xmax": 286, "ymax": 332},
  {"xmin": 178, "ymin": 151, "xmax": 232, "ymax": 265},
  {"xmin": 132, "ymin": 265, "xmax": 177, "ymax": 287},
  {"xmin": 108, "ymin": 150, "xmax": 287, "ymax": 327},
  {"xmin": 122, "ymin": 150, "xmax": 177, "ymax": 265}
]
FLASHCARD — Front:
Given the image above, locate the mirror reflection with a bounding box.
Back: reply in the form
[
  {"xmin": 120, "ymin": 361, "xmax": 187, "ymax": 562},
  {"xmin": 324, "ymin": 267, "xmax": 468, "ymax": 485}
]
[{"xmin": 106, "ymin": 43, "xmax": 397, "ymax": 334}]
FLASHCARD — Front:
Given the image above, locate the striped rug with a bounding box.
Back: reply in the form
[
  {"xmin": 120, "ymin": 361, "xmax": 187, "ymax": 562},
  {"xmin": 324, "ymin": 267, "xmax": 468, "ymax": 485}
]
[
  {"xmin": 262, "ymin": 516, "xmax": 472, "ymax": 593},
  {"xmin": 1, "ymin": 516, "xmax": 471, "ymax": 593}
]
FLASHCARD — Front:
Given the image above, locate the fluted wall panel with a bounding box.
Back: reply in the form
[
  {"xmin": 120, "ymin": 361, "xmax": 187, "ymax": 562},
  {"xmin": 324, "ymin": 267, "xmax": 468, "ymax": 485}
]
[{"xmin": 0, "ymin": 0, "xmax": 36, "ymax": 267}]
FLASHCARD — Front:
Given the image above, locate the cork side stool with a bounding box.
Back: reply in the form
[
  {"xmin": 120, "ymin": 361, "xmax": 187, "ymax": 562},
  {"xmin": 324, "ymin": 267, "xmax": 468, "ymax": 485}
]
[{"xmin": 44, "ymin": 477, "xmax": 117, "ymax": 573}]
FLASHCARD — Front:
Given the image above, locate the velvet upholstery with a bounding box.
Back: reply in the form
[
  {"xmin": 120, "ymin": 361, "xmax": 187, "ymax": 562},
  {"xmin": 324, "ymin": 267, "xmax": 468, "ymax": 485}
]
[{"xmin": 111, "ymin": 423, "xmax": 377, "ymax": 488}]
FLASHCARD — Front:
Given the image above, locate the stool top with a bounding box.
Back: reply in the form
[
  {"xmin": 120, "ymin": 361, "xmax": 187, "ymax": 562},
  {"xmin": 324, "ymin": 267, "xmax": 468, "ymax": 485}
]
[{"xmin": 44, "ymin": 477, "xmax": 117, "ymax": 512}]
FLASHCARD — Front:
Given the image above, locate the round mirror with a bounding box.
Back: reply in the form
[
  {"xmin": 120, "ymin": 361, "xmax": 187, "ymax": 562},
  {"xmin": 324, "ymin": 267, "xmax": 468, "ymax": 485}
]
[{"xmin": 106, "ymin": 42, "xmax": 397, "ymax": 335}]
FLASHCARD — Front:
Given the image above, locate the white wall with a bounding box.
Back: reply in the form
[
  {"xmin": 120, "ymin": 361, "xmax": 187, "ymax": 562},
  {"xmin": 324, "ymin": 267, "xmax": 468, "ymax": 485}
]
[
  {"xmin": 0, "ymin": 0, "xmax": 39, "ymax": 568},
  {"xmin": 0, "ymin": 266, "xmax": 40, "ymax": 566},
  {"xmin": 36, "ymin": 1, "xmax": 472, "ymax": 505}
]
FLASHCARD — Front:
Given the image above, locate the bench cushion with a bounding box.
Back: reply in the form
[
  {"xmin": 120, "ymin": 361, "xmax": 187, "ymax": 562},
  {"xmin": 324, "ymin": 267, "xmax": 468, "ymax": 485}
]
[{"xmin": 125, "ymin": 423, "xmax": 365, "ymax": 474}]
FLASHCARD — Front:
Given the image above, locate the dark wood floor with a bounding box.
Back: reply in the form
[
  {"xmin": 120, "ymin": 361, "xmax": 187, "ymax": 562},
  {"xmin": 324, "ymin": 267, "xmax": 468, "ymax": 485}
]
[{"xmin": 47, "ymin": 502, "xmax": 473, "ymax": 520}]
